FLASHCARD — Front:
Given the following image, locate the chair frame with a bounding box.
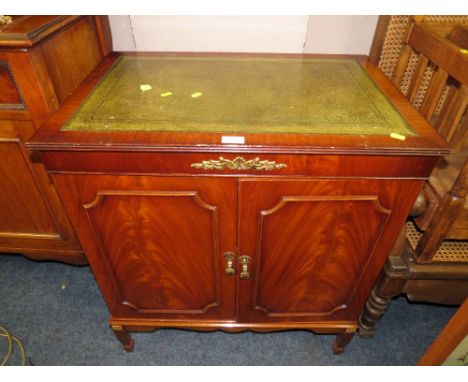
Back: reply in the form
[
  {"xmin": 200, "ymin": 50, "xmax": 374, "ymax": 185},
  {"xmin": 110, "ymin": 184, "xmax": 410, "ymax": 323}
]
[{"xmin": 359, "ymin": 19, "xmax": 468, "ymax": 338}]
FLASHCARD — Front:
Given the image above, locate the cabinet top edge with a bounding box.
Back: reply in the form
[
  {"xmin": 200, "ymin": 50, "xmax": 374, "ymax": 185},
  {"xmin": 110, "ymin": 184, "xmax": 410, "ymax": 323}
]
[
  {"xmin": 26, "ymin": 142, "xmax": 451, "ymax": 157},
  {"xmin": 27, "ymin": 52, "xmax": 451, "ymax": 157}
]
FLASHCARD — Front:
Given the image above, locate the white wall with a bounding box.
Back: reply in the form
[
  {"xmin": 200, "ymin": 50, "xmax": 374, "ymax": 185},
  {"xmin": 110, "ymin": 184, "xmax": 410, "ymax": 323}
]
[
  {"xmin": 303, "ymin": 16, "xmax": 379, "ymax": 54},
  {"xmin": 108, "ymin": 15, "xmax": 378, "ymax": 55},
  {"xmin": 126, "ymin": 16, "xmax": 308, "ymax": 53},
  {"xmin": 108, "ymin": 15, "xmax": 136, "ymax": 51}
]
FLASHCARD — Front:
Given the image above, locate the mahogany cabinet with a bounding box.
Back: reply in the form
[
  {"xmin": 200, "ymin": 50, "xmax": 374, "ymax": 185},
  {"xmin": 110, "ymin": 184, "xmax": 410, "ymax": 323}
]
[
  {"xmin": 0, "ymin": 16, "xmax": 111, "ymax": 263},
  {"xmin": 28, "ymin": 53, "xmax": 450, "ymax": 353}
]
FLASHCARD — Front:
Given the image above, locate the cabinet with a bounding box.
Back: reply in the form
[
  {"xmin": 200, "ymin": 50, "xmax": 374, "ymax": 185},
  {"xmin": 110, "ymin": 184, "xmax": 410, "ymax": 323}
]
[
  {"xmin": 28, "ymin": 54, "xmax": 449, "ymax": 352},
  {"xmin": 0, "ymin": 16, "xmax": 111, "ymax": 263}
]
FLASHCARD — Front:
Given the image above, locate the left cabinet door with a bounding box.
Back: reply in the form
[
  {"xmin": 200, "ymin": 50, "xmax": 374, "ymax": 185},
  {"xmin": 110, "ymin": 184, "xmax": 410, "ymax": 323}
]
[{"xmin": 52, "ymin": 174, "xmax": 238, "ymax": 321}]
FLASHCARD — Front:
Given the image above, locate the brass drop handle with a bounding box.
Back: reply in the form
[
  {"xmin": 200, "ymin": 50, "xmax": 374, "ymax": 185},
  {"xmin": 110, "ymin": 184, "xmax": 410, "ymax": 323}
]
[
  {"xmin": 238, "ymin": 256, "xmax": 251, "ymax": 280},
  {"xmin": 224, "ymin": 252, "xmax": 236, "ymax": 276}
]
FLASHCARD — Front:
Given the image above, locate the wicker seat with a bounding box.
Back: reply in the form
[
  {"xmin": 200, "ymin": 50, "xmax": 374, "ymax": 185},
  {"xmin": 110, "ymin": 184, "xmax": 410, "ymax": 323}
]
[{"xmin": 359, "ymin": 17, "xmax": 468, "ymax": 338}]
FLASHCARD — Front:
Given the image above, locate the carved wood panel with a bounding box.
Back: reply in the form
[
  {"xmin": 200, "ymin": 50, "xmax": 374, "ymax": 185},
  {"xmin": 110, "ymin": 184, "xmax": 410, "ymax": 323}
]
[
  {"xmin": 84, "ymin": 190, "xmax": 221, "ymax": 315},
  {"xmin": 253, "ymin": 196, "xmax": 390, "ymax": 317}
]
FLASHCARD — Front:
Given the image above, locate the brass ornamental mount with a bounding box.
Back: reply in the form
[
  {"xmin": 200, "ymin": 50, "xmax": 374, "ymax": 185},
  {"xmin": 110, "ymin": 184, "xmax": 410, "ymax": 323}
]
[{"xmin": 191, "ymin": 156, "xmax": 287, "ymax": 171}]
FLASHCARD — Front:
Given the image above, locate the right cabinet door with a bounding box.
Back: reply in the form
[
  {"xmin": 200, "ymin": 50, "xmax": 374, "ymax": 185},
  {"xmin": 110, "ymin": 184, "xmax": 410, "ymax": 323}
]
[{"xmin": 237, "ymin": 178, "xmax": 422, "ymax": 324}]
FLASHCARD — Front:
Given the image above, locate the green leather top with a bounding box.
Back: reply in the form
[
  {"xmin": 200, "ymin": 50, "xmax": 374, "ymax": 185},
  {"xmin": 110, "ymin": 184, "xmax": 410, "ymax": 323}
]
[{"xmin": 62, "ymin": 56, "xmax": 414, "ymax": 136}]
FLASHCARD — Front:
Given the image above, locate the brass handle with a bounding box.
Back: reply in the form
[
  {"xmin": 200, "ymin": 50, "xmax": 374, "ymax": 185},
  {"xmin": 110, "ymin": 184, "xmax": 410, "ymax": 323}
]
[
  {"xmin": 224, "ymin": 252, "xmax": 236, "ymax": 276},
  {"xmin": 238, "ymin": 256, "xmax": 251, "ymax": 280},
  {"xmin": 191, "ymin": 156, "xmax": 287, "ymax": 171}
]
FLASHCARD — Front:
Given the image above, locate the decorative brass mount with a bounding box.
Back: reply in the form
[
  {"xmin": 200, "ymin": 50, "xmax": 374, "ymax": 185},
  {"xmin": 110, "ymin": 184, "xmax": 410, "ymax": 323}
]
[{"xmin": 191, "ymin": 156, "xmax": 287, "ymax": 171}]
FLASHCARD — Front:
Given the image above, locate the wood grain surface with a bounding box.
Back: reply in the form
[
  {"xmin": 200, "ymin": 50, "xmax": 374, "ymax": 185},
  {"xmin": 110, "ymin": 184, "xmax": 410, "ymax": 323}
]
[
  {"xmin": 0, "ymin": 16, "xmax": 111, "ymax": 262},
  {"xmin": 237, "ymin": 178, "xmax": 423, "ymax": 323},
  {"xmin": 52, "ymin": 174, "xmax": 237, "ymax": 320},
  {"xmin": 0, "ymin": 61, "xmax": 23, "ymax": 106}
]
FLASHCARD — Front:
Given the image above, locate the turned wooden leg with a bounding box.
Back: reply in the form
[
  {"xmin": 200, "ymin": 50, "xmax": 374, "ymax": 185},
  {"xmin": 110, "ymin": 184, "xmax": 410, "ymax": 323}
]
[
  {"xmin": 359, "ymin": 288, "xmax": 393, "ymax": 338},
  {"xmin": 359, "ymin": 224, "xmax": 411, "ymax": 338},
  {"xmin": 332, "ymin": 329, "xmax": 357, "ymax": 354},
  {"xmin": 358, "ymin": 260, "xmax": 408, "ymax": 338},
  {"xmin": 111, "ymin": 325, "xmax": 134, "ymax": 352}
]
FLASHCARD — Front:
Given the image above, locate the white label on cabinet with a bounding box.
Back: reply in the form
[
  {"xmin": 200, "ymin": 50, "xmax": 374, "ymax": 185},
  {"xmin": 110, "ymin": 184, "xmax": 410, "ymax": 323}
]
[{"xmin": 221, "ymin": 136, "xmax": 245, "ymax": 144}]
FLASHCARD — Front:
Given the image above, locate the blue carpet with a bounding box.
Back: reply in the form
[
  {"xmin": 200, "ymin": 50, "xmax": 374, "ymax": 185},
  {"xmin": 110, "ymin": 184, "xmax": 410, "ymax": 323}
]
[{"xmin": 0, "ymin": 253, "xmax": 457, "ymax": 365}]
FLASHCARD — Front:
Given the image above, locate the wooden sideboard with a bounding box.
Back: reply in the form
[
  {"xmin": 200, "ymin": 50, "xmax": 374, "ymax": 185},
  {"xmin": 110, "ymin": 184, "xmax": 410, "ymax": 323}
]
[
  {"xmin": 0, "ymin": 16, "xmax": 111, "ymax": 263},
  {"xmin": 28, "ymin": 53, "xmax": 449, "ymax": 353}
]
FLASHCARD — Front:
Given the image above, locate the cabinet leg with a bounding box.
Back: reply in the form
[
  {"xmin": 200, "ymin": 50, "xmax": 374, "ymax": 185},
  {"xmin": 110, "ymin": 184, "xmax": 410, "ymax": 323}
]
[
  {"xmin": 332, "ymin": 329, "xmax": 356, "ymax": 354},
  {"xmin": 111, "ymin": 325, "xmax": 134, "ymax": 352}
]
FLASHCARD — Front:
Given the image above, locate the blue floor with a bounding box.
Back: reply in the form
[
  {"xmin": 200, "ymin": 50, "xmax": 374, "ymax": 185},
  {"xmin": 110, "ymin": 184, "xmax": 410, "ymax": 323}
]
[{"xmin": 0, "ymin": 253, "xmax": 457, "ymax": 365}]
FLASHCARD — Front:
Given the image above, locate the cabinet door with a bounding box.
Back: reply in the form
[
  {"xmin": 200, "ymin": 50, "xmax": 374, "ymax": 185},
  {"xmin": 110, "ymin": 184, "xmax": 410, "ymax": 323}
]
[
  {"xmin": 237, "ymin": 178, "xmax": 422, "ymax": 323},
  {"xmin": 52, "ymin": 174, "xmax": 237, "ymax": 321}
]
